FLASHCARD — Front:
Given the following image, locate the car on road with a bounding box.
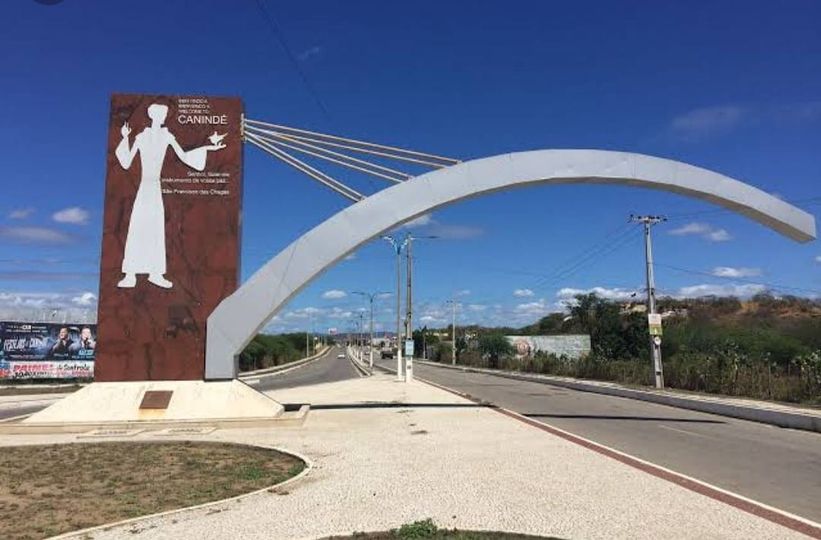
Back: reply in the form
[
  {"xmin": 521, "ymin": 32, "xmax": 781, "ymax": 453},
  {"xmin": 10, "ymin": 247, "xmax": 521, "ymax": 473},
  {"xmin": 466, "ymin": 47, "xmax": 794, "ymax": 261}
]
[
  {"xmin": 337, "ymin": 353, "xmax": 346, "ymax": 359},
  {"xmin": 381, "ymin": 349, "xmax": 394, "ymax": 359}
]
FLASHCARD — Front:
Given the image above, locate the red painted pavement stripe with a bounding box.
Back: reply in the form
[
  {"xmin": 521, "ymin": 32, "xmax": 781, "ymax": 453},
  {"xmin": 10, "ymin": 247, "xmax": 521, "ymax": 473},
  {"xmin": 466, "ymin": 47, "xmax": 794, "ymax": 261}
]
[{"xmin": 418, "ymin": 375, "xmax": 821, "ymax": 539}]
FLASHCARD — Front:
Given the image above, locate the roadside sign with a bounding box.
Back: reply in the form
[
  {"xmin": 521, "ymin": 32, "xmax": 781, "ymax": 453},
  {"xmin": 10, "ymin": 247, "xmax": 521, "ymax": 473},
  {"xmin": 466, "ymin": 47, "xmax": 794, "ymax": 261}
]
[
  {"xmin": 404, "ymin": 339, "xmax": 415, "ymax": 357},
  {"xmin": 648, "ymin": 313, "xmax": 663, "ymax": 336}
]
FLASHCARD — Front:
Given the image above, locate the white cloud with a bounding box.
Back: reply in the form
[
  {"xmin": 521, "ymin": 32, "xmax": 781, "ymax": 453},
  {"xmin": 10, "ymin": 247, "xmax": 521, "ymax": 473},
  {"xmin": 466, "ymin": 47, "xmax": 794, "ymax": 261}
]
[
  {"xmin": 669, "ymin": 222, "xmax": 732, "ymax": 242},
  {"xmin": 706, "ymin": 229, "xmax": 731, "ymax": 242},
  {"xmin": 71, "ymin": 292, "xmax": 97, "ymax": 306},
  {"xmin": 514, "ymin": 299, "xmax": 551, "ymax": 317},
  {"xmin": 395, "ymin": 212, "xmax": 482, "ymax": 240},
  {"xmin": 556, "ymin": 287, "xmax": 638, "ymax": 302},
  {"xmin": 403, "ymin": 213, "xmax": 434, "ymax": 228},
  {"xmin": 815, "ymin": 255, "xmax": 821, "ymax": 263},
  {"xmin": 0, "ymin": 291, "xmax": 97, "ymax": 322},
  {"xmin": 0, "ymin": 226, "xmax": 74, "ymax": 244},
  {"xmin": 678, "ymin": 283, "xmax": 766, "ymax": 298},
  {"xmin": 468, "ymin": 304, "xmax": 486, "ymax": 312},
  {"xmin": 427, "ymin": 223, "xmax": 483, "ymax": 240},
  {"xmin": 8, "ymin": 208, "xmax": 34, "ymax": 220},
  {"xmin": 671, "ymin": 106, "xmax": 745, "ymax": 139},
  {"xmin": 321, "ymin": 289, "xmax": 347, "ymax": 300},
  {"xmin": 298, "ymin": 45, "xmax": 322, "ymax": 61},
  {"xmin": 454, "ymin": 289, "xmax": 471, "ymax": 297},
  {"xmin": 711, "ymin": 266, "xmax": 761, "ymax": 278},
  {"xmin": 52, "ymin": 207, "xmax": 90, "ymax": 225},
  {"xmin": 513, "ymin": 288, "xmax": 534, "ymax": 297},
  {"xmin": 327, "ymin": 307, "xmax": 353, "ymax": 319},
  {"xmin": 343, "ymin": 253, "xmax": 357, "ymax": 261}
]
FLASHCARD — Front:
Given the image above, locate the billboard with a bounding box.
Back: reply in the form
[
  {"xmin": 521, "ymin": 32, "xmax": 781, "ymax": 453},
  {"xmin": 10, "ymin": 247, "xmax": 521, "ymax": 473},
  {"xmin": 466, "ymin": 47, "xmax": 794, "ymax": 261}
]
[
  {"xmin": 0, "ymin": 322, "xmax": 96, "ymax": 379},
  {"xmin": 95, "ymin": 94, "xmax": 243, "ymax": 381},
  {"xmin": 506, "ymin": 335, "xmax": 591, "ymax": 360}
]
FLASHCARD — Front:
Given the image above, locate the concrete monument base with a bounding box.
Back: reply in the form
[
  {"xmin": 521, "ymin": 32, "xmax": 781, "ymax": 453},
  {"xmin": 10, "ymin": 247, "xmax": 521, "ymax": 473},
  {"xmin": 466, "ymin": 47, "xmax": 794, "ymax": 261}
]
[{"xmin": 22, "ymin": 380, "xmax": 285, "ymax": 424}]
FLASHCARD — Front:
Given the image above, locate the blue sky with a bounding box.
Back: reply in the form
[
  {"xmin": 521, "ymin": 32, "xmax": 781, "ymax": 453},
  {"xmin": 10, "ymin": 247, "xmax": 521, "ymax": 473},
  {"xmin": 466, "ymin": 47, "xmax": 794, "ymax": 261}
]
[{"xmin": 1, "ymin": 0, "xmax": 820, "ymax": 333}]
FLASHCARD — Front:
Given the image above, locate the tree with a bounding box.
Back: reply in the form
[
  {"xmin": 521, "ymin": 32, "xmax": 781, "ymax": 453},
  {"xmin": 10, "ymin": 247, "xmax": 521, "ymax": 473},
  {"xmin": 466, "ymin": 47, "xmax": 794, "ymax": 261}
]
[
  {"xmin": 569, "ymin": 293, "xmax": 643, "ymax": 359},
  {"xmin": 478, "ymin": 333, "xmax": 514, "ymax": 369}
]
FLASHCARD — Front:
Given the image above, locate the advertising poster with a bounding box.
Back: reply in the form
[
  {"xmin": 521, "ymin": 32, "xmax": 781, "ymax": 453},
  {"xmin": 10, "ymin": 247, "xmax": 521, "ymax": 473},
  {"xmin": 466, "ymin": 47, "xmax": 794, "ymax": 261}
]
[
  {"xmin": 95, "ymin": 94, "xmax": 243, "ymax": 381},
  {"xmin": 506, "ymin": 335, "xmax": 592, "ymax": 360},
  {"xmin": 0, "ymin": 322, "xmax": 96, "ymax": 379}
]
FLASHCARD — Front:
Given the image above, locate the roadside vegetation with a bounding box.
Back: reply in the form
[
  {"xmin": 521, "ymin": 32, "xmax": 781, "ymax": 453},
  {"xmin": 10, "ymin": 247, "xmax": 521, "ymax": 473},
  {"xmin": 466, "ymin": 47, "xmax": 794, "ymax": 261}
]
[
  {"xmin": 429, "ymin": 293, "xmax": 821, "ymax": 405},
  {"xmin": 324, "ymin": 518, "xmax": 558, "ymax": 539},
  {"xmin": 238, "ymin": 332, "xmax": 312, "ymax": 372},
  {"xmin": 0, "ymin": 441, "xmax": 304, "ymax": 539}
]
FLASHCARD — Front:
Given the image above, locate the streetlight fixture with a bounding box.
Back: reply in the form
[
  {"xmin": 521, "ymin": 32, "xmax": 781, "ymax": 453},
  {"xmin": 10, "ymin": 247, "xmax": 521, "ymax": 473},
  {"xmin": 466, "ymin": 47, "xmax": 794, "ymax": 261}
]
[
  {"xmin": 352, "ymin": 290, "xmax": 390, "ymax": 368},
  {"xmin": 382, "ymin": 234, "xmax": 410, "ymax": 380},
  {"xmin": 383, "ymin": 232, "xmax": 438, "ymax": 382}
]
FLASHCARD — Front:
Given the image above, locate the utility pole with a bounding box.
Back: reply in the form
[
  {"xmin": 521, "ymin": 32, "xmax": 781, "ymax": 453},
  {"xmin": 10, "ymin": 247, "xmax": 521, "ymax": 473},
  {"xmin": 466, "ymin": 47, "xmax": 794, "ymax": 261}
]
[
  {"xmin": 353, "ymin": 291, "xmax": 389, "ymax": 369},
  {"xmin": 403, "ymin": 233, "xmax": 437, "ymax": 381},
  {"xmin": 404, "ymin": 234, "xmax": 414, "ymax": 381},
  {"xmin": 305, "ymin": 317, "xmax": 310, "ymax": 359},
  {"xmin": 631, "ymin": 215, "xmax": 666, "ymax": 389},
  {"xmin": 446, "ymin": 299, "xmax": 458, "ymax": 365}
]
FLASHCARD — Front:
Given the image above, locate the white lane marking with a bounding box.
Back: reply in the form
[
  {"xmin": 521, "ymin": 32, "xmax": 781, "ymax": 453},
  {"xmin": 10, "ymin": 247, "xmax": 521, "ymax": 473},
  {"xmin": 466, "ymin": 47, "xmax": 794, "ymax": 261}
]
[{"xmin": 658, "ymin": 424, "xmax": 713, "ymax": 439}]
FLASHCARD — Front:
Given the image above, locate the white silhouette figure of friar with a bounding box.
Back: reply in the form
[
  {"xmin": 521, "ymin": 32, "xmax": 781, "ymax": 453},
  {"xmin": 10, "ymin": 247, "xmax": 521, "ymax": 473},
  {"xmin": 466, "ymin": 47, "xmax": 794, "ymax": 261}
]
[{"xmin": 115, "ymin": 103, "xmax": 226, "ymax": 289}]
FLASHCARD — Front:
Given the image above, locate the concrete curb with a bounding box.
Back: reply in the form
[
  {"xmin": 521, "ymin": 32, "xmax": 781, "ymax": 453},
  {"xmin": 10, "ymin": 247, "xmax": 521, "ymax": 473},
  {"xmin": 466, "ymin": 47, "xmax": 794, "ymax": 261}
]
[
  {"xmin": 240, "ymin": 346, "xmax": 331, "ymax": 378},
  {"xmin": 414, "ymin": 360, "xmax": 821, "ymax": 433},
  {"xmin": 49, "ymin": 443, "xmax": 314, "ymax": 539},
  {"xmin": 346, "ymin": 348, "xmax": 372, "ymax": 377}
]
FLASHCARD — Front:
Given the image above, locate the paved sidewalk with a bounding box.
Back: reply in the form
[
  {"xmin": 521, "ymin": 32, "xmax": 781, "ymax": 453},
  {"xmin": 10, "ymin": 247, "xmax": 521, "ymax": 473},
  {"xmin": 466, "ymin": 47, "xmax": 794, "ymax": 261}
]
[{"xmin": 0, "ymin": 374, "xmax": 812, "ymax": 539}]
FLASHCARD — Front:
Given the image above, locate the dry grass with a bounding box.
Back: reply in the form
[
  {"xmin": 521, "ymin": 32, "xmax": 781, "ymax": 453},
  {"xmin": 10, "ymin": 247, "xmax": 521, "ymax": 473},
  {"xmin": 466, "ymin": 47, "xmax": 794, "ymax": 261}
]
[{"xmin": 0, "ymin": 441, "xmax": 304, "ymax": 539}]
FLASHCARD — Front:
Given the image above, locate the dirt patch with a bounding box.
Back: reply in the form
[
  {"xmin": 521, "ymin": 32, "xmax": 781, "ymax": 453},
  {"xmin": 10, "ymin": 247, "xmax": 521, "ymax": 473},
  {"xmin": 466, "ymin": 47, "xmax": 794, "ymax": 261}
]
[{"xmin": 0, "ymin": 441, "xmax": 304, "ymax": 539}]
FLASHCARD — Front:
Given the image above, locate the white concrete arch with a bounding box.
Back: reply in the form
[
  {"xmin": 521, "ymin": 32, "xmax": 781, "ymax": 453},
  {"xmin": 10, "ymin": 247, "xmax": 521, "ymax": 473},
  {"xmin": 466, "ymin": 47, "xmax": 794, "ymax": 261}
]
[{"xmin": 205, "ymin": 149, "xmax": 816, "ymax": 379}]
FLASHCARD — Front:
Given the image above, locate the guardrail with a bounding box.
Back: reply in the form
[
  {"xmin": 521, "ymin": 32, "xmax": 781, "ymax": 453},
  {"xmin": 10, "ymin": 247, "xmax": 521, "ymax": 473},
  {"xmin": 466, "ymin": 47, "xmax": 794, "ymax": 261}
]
[{"xmin": 414, "ymin": 360, "xmax": 821, "ymax": 433}]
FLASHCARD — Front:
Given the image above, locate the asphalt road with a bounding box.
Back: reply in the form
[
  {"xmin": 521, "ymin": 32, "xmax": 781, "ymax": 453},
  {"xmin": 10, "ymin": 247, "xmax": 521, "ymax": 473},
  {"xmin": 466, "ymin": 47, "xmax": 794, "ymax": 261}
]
[
  {"xmin": 384, "ymin": 360, "xmax": 821, "ymax": 523},
  {"xmin": 252, "ymin": 346, "xmax": 361, "ymax": 392},
  {"xmin": 0, "ymin": 405, "xmax": 46, "ymax": 421}
]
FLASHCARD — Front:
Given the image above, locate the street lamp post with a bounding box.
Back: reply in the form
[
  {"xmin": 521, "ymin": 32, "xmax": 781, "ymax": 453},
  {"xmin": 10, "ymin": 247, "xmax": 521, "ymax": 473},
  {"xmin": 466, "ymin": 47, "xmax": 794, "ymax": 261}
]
[
  {"xmin": 353, "ymin": 290, "xmax": 390, "ymax": 369},
  {"xmin": 382, "ymin": 234, "xmax": 409, "ymax": 381}
]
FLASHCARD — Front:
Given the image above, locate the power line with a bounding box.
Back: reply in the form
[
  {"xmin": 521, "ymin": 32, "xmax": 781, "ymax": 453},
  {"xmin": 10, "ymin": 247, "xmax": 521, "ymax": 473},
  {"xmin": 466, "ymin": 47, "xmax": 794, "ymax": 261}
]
[
  {"xmin": 530, "ymin": 225, "xmax": 643, "ymax": 293},
  {"xmin": 654, "ymin": 262, "xmax": 821, "ymax": 296},
  {"xmin": 253, "ymin": 0, "xmax": 333, "ymax": 123}
]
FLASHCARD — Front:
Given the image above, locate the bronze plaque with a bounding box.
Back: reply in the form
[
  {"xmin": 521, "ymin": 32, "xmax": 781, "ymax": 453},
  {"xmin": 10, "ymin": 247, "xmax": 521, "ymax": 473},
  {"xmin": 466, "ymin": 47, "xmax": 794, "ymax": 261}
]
[
  {"xmin": 139, "ymin": 390, "xmax": 174, "ymax": 410},
  {"xmin": 95, "ymin": 94, "xmax": 243, "ymax": 381}
]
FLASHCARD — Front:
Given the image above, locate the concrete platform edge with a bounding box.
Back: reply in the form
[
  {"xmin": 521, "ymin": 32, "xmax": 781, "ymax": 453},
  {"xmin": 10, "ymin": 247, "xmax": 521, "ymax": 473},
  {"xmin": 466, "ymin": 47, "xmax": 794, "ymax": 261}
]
[{"xmin": 0, "ymin": 405, "xmax": 309, "ymax": 434}]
